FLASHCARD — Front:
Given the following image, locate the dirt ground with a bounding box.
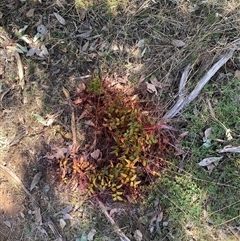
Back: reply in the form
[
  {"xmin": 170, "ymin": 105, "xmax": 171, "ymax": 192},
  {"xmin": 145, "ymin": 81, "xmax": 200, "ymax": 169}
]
[{"xmin": 0, "ymin": 1, "xmax": 91, "ymax": 240}]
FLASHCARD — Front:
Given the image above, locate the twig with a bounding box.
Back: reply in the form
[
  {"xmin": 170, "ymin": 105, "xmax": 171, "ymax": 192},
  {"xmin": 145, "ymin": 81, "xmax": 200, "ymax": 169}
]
[
  {"xmin": 14, "ymin": 51, "xmax": 24, "ymax": 89},
  {"xmin": 96, "ymin": 197, "xmax": 131, "ymax": 241},
  {"xmin": 62, "ymin": 87, "xmax": 78, "ymax": 155},
  {"xmin": 214, "ymin": 214, "xmax": 240, "ymax": 227}
]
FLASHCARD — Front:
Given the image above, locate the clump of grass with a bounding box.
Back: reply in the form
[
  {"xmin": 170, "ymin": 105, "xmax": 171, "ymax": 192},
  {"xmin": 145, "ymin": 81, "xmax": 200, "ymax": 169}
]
[{"xmin": 58, "ymin": 77, "xmax": 168, "ymax": 201}]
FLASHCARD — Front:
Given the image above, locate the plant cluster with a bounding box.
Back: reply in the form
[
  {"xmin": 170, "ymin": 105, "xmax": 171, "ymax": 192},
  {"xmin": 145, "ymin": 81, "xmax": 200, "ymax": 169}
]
[
  {"xmin": 89, "ymin": 96, "xmax": 160, "ymax": 200},
  {"xmin": 58, "ymin": 78, "xmax": 166, "ymax": 201}
]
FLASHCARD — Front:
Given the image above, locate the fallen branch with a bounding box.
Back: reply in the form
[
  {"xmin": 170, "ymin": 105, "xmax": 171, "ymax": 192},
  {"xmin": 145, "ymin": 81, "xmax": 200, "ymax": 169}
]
[
  {"xmin": 164, "ymin": 39, "xmax": 240, "ymax": 119},
  {"xmin": 96, "ymin": 197, "xmax": 131, "ymax": 241},
  {"xmin": 163, "ymin": 64, "xmax": 191, "ymax": 119},
  {"xmin": 185, "ymin": 50, "xmax": 234, "ymax": 105}
]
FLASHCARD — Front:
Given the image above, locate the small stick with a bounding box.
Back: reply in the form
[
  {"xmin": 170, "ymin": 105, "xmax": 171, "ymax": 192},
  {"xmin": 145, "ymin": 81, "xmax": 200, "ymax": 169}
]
[
  {"xmin": 62, "ymin": 87, "xmax": 78, "ymax": 156},
  {"xmin": 14, "ymin": 51, "xmax": 24, "ymax": 89},
  {"xmin": 96, "ymin": 197, "xmax": 131, "ymax": 241}
]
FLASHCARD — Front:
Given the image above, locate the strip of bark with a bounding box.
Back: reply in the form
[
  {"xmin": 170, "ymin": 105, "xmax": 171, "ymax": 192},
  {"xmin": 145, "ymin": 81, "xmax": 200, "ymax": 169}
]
[{"xmin": 164, "ymin": 49, "xmax": 235, "ymax": 119}]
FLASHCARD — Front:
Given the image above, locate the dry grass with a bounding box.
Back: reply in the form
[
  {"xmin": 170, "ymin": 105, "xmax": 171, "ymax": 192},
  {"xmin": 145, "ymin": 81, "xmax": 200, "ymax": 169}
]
[{"xmin": 0, "ymin": 0, "xmax": 240, "ymax": 240}]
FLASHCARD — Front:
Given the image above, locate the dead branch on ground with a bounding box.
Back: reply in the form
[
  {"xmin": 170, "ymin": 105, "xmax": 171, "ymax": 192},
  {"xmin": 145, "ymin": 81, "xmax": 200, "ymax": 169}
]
[{"xmin": 164, "ymin": 39, "xmax": 240, "ymax": 119}]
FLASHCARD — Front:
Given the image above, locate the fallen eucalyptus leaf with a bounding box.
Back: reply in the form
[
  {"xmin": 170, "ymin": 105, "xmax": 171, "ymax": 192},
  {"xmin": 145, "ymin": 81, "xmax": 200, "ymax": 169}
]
[
  {"xmin": 198, "ymin": 156, "xmax": 223, "ymax": 167},
  {"xmin": 82, "ymin": 41, "xmax": 89, "ymax": 52},
  {"xmin": 26, "ymin": 8, "xmax": 35, "ymax": 18},
  {"xmin": 63, "ymin": 213, "xmax": 73, "ymax": 220},
  {"xmin": 172, "ymin": 39, "xmax": 186, "ymax": 47},
  {"xmin": 36, "ymin": 225, "xmax": 48, "ymax": 236},
  {"xmin": 90, "ymin": 149, "xmax": 101, "ymax": 160},
  {"xmin": 150, "ymin": 75, "xmax": 162, "ymax": 88},
  {"xmin": 45, "ymin": 146, "xmax": 71, "ymax": 160},
  {"xmin": 78, "ymin": 7, "xmax": 87, "ymax": 20},
  {"xmin": 204, "ymin": 128, "xmax": 212, "ymax": 140},
  {"xmin": 36, "ymin": 24, "xmax": 48, "ymax": 40},
  {"xmin": 54, "ymin": 205, "xmax": 73, "ymax": 217},
  {"xmin": 43, "ymin": 184, "xmax": 50, "ymax": 193},
  {"xmin": 89, "ymin": 39, "xmax": 98, "ymax": 51},
  {"xmin": 134, "ymin": 230, "xmax": 142, "ymax": 241},
  {"xmin": 35, "ymin": 207, "xmax": 42, "ymax": 224},
  {"xmin": 26, "ymin": 48, "xmax": 40, "ymax": 57},
  {"xmin": 87, "ymin": 229, "xmax": 96, "ymax": 241},
  {"xmin": 146, "ymin": 82, "xmax": 157, "ymax": 95},
  {"xmin": 59, "ymin": 205, "xmax": 73, "ymax": 214},
  {"xmin": 73, "ymin": 98, "xmax": 83, "ymax": 105},
  {"xmin": 137, "ymin": 39, "xmax": 145, "ymax": 48},
  {"xmin": 76, "ymin": 30, "xmax": 92, "ymax": 39},
  {"xmin": 54, "ymin": 12, "xmax": 66, "ymax": 25},
  {"xmin": 30, "ymin": 172, "xmax": 42, "ymax": 191},
  {"xmin": 3, "ymin": 221, "xmax": 11, "ymax": 228},
  {"xmin": 39, "ymin": 45, "xmax": 49, "ymax": 57},
  {"xmin": 59, "ymin": 218, "xmax": 66, "ymax": 229}
]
